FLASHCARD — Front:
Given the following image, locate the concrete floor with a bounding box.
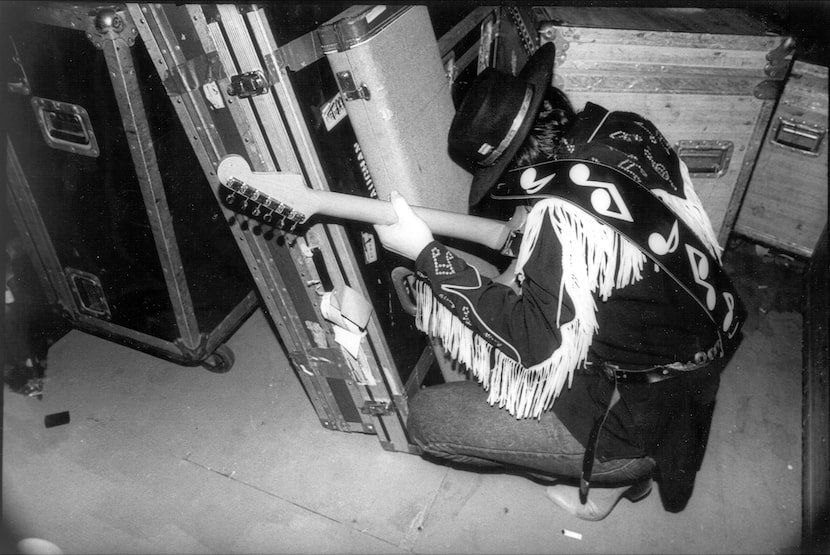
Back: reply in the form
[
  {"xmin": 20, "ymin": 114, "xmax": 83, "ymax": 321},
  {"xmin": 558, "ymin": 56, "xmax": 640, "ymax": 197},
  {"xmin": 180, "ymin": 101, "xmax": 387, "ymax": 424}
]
[{"xmin": 2, "ymin": 240, "xmax": 805, "ymax": 554}]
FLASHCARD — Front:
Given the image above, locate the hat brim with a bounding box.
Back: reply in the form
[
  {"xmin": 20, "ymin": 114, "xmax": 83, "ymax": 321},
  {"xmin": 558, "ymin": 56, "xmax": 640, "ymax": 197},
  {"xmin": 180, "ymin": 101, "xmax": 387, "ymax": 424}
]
[{"xmin": 468, "ymin": 43, "xmax": 556, "ymax": 206}]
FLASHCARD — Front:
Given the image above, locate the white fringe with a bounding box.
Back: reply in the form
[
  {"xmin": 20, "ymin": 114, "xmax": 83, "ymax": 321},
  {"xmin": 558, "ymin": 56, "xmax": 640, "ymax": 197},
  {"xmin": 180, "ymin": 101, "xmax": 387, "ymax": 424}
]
[
  {"xmin": 413, "ymin": 164, "xmax": 721, "ymax": 419},
  {"xmin": 651, "ymin": 161, "xmax": 723, "ymax": 263},
  {"xmin": 415, "ymin": 200, "xmax": 645, "ymax": 419}
]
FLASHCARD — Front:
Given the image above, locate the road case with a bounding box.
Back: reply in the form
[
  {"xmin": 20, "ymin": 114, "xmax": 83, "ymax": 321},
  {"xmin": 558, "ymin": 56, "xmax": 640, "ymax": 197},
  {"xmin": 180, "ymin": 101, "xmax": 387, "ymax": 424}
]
[
  {"xmin": 123, "ymin": 2, "xmax": 422, "ymax": 450},
  {"xmin": 533, "ymin": 6, "xmax": 796, "ymax": 245},
  {"xmin": 734, "ymin": 60, "xmax": 828, "ymax": 258},
  {"xmin": 5, "ymin": 4, "xmax": 258, "ymax": 371},
  {"xmin": 122, "ymin": 3, "xmax": 533, "ymax": 452}
]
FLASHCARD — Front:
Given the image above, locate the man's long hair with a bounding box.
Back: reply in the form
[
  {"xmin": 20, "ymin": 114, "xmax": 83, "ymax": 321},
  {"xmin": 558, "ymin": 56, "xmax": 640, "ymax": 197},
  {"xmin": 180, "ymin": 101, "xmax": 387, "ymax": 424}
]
[{"xmin": 512, "ymin": 86, "xmax": 576, "ymax": 168}]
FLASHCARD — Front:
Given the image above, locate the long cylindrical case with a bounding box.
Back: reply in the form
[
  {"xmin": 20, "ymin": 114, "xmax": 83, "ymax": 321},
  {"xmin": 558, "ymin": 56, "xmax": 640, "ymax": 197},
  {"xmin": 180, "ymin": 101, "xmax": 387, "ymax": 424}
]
[
  {"xmin": 5, "ymin": 4, "xmax": 258, "ymax": 370},
  {"xmin": 317, "ymin": 6, "xmax": 471, "ymax": 214}
]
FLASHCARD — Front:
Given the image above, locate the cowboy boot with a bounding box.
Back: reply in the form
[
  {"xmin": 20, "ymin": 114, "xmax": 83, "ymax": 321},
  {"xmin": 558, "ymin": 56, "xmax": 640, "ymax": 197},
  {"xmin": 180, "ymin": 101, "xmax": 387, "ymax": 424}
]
[{"xmin": 545, "ymin": 478, "xmax": 653, "ymax": 521}]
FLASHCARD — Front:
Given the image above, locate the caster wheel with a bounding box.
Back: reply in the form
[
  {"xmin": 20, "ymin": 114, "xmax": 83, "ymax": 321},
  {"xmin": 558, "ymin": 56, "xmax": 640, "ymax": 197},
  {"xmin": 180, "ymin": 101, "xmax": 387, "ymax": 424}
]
[{"xmin": 201, "ymin": 344, "xmax": 235, "ymax": 373}]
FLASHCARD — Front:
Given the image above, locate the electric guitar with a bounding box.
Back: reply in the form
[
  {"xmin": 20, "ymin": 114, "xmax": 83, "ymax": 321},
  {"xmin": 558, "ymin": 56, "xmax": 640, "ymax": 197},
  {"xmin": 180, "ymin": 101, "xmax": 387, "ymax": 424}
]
[{"xmin": 216, "ymin": 155, "xmax": 527, "ymax": 257}]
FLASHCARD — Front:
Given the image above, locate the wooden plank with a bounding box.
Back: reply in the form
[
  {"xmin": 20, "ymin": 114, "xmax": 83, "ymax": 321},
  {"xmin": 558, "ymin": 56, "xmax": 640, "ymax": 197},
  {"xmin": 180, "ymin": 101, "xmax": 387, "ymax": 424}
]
[
  {"xmin": 558, "ymin": 35, "xmax": 778, "ymax": 71},
  {"xmin": 534, "ymin": 7, "xmax": 773, "ymax": 35}
]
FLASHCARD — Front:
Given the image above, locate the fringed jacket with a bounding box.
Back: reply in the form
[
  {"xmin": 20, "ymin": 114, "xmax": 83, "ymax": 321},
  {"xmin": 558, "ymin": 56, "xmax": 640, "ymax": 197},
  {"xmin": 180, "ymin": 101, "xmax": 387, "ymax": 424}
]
[{"xmin": 412, "ymin": 103, "xmax": 741, "ymax": 510}]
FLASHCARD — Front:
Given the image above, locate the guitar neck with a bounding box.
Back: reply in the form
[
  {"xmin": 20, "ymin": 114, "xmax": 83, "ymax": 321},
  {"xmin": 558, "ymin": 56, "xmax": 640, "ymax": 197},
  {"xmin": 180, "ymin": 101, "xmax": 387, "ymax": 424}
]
[
  {"xmin": 221, "ymin": 178, "xmax": 514, "ymax": 252},
  {"xmin": 318, "ymin": 192, "xmax": 511, "ymax": 251}
]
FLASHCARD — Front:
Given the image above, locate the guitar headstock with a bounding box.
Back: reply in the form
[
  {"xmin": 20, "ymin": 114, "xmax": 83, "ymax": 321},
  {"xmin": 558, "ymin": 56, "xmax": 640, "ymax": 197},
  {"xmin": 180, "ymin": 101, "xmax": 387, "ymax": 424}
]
[{"xmin": 216, "ymin": 155, "xmax": 316, "ymax": 231}]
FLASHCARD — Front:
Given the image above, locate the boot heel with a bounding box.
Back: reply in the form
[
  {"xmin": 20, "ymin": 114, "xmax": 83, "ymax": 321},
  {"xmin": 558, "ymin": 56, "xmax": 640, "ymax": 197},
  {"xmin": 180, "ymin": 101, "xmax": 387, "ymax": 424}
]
[
  {"xmin": 546, "ymin": 478, "xmax": 653, "ymax": 521},
  {"xmin": 622, "ymin": 479, "xmax": 653, "ymax": 503}
]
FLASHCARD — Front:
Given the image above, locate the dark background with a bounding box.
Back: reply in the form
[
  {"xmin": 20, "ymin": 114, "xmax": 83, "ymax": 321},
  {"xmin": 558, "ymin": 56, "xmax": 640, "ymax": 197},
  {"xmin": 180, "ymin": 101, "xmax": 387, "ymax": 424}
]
[{"xmin": 744, "ymin": 1, "xmax": 829, "ymax": 65}]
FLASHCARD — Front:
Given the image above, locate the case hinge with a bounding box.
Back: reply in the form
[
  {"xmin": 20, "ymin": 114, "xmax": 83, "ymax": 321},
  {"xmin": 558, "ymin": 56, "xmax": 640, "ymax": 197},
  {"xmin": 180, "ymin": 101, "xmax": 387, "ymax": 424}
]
[
  {"xmin": 227, "ymin": 70, "xmax": 269, "ymax": 98},
  {"xmin": 765, "ymin": 37, "xmax": 797, "ymax": 80},
  {"xmin": 361, "ymin": 400, "xmax": 395, "ymax": 416},
  {"xmin": 335, "ymin": 71, "xmax": 370, "ymax": 101}
]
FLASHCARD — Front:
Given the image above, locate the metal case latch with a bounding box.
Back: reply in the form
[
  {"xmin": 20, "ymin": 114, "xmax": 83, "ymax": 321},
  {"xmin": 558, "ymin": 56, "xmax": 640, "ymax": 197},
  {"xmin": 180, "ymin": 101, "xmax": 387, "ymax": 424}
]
[
  {"xmin": 335, "ymin": 71, "xmax": 370, "ymax": 101},
  {"xmin": 361, "ymin": 400, "xmax": 394, "ymax": 416},
  {"xmin": 227, "ymin": 70, "xmax": 269, "ymax": 98}
]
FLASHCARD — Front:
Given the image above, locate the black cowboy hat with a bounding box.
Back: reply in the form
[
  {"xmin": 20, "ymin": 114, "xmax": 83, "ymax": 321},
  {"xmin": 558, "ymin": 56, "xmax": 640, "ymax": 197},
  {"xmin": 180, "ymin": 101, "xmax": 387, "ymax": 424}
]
[{"xmin": 448, "ymin": 42, "xmax": 557, "ymax": 206}]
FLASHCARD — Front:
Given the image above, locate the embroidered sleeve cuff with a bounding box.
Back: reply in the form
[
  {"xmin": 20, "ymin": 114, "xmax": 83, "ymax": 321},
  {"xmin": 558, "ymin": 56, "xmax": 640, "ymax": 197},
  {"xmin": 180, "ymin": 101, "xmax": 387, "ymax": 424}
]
[
  {"xmin": 414, "ymin": 240, "xmax": 440, "ymax": 273},
  {"xmin": 415, "ymin": 241, "xmax": 470, "ymax": 280}
]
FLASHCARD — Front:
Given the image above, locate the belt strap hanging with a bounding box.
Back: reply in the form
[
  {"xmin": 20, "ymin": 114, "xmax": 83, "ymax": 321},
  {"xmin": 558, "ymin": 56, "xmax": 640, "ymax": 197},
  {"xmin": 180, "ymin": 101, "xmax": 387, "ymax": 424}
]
[{"xmin": 580, "ymin": 376, "xmax": 620, "ymax": 503}]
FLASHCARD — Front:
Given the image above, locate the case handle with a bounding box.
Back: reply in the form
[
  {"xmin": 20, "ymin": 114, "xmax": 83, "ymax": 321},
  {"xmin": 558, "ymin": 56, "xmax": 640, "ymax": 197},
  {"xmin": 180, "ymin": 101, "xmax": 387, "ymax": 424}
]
[
  {"xmin": 771, "ymin": 117, "xmax": 826, "ymax": 156},
  {"xmin": 66, "ymin": 268, "xmax": 111, "ymax": 319},
  {"xmin": 676, "ymin": 140, "xmax": 733, "ymax": 178},
  {"xmin": 31, "ymin": 98, "xmax": 99, "ymax": 158}
]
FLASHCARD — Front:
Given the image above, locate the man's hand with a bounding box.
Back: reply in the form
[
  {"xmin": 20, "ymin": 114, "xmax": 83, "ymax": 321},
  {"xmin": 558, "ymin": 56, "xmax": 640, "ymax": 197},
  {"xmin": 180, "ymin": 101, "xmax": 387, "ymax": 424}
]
[{"xmin": 374, "ymin": 191, "xmax": 434, "ymax": 261}]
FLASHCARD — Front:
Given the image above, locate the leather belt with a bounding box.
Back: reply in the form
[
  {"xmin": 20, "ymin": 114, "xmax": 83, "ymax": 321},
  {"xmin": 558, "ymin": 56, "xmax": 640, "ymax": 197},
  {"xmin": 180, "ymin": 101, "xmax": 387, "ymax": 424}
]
[
  {"xmin": 613, "ymin": 367, "xmax": 688, "ymax": 384},
  {"xmin": 583, "ymin": 360, "xmax": 702, "ymax": 385}
]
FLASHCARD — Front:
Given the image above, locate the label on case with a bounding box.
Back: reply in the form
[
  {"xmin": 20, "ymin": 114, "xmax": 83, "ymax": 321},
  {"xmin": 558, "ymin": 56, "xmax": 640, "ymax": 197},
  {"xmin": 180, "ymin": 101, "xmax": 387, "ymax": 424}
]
[
  {"xmin": 361, "ymin": 232, "xmax": 378, "ymax": 264},
  {"xmin": 322, "ymin": 92, "xmax": 347, "ymax": 131}
]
